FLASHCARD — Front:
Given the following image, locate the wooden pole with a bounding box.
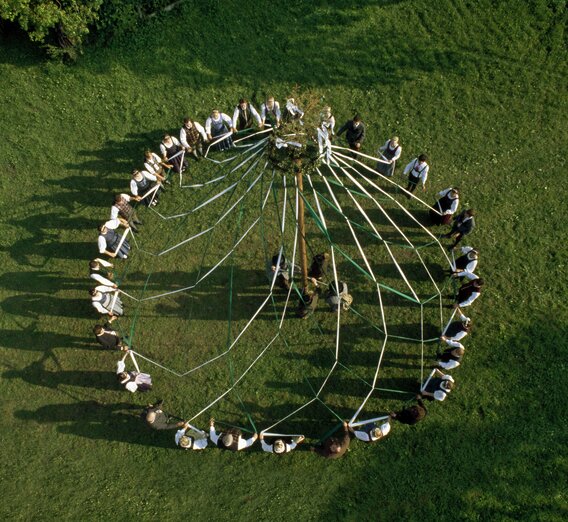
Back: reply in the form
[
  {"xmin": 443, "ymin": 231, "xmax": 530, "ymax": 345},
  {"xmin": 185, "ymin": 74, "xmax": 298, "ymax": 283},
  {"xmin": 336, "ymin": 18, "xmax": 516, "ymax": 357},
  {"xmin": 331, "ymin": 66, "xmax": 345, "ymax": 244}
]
[{"xmin": 295, "ymin": 161, "xmax": 309, "ymax": 291}]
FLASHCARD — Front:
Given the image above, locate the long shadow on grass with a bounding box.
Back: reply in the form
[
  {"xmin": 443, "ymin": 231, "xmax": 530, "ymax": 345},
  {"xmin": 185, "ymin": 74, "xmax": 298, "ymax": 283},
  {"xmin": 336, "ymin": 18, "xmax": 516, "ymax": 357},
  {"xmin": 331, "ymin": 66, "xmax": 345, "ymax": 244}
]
[
  {"xmin": 13, "ymin": 400, "xmax": 173, "ymax": 448},
  {"xmin": 317, "ymin": 320, "xmax": 568, "ymax": 520}
]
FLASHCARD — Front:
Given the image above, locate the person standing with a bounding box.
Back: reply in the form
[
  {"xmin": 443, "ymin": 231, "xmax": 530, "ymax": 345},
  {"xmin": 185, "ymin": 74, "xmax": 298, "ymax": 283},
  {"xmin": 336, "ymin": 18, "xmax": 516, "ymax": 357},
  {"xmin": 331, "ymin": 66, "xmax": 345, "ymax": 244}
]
[
  {"xmin": 260, "ymin": 96, "xmax": 281, "ymax": 128},
  {"xmin": 376, "ymin": 136, "xmax": 402, "ymax": 177},
  {"xmin": 160, "ymin": 134, "xmax": 186, "ymax": 174},
  {"xmin": 130, "ymin": 169, "xmax": 162, "ymax": 207},
  {"xmin": 97, "ymin": 220, "xmax": 130, "ymax": 259},
  {"xmin": 444, "ymin": 209, "xmax": 475, "ymax": 249},
  {"xmin": 93, "ymin": 323, "xmax": 125, "ymax": 350},
  {"xmin": 209, "ymin": 419, "xmax": 257, "ymax": 451},
  {"xmin": 390, "ymin": 396, "xmax": 428, "ymax": 425},
  {"xmin": 90, "ymin": 285, "xmax": 123, "ymax": 319},
  {"xmin": 453, "ymin": 277, "xmax": 484, "ymax": 308},
  {"xmin": 429, "ymin": 187, "xmax": 459, "ymax": 225},
  {"xmin": 111, "ymin": 194, "xmax": 142, "ymax": 232},
  {"xmin": 259, "ymin": 433, "xmax": 305, "ymax": 454},
  {"xmin": 205, "ymin": 109, "xmax": 235, "ymax": 151},
  {"xmin": 179, "ymin": 117, "xmax": 207, "ymax": 160},
  {"xmin": 352, "ymin": 420, "xmax": 391, "ymax": 443},
  {"xmin": 403, "ymin": 154, "xmax": 429, "ymax": 196},
  {"xmin": 311, "ymin": 421, "xmax": 354, "ymax": 459},
  {"xmin": 449, "ymin": 246, "xmax": 478, "ymax": 279},
  {"xmin": 337, "ymin": 115, "xmax": 365, "ymax": 152},
  {"xmin": 232, "ymin": 99, "xmax": 261, "ymax": 132}
]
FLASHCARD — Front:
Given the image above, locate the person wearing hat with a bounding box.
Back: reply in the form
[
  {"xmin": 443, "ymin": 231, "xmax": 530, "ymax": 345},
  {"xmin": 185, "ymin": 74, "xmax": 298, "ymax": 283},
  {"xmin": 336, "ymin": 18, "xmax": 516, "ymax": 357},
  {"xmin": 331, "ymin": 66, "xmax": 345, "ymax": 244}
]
[
  {"xmin": 93, "ymin": 323, "xmax": 126, "ymax": 350},
  {"xmin": 232, "ymin": 99, "xmax": 261, "ymax": 132},
  {"xmin": 259, "ymin": 433, "xmax": 305, "ymax": 454},
  {"xmin": 325, "ymin": 280, "xmax": 352, "ymax": 312},
  {"xmin": 143, "ymin": 401, "xmax": 184, "ymax": 430},
  {"xmin": 337, "ymin": 115, "xmax": 365, "ymax": 152},
  {"xmin": 390, "ymin": 396, "xmax": 428, "ymax": 425},
  {"xmin": 130, "ymin": 169, "xmax": 161, "ymax": 207},
  {"xmin": 175, "ymin": 421, "xmax": 208, "ymax": 450},
  {"xmin": 311, "ymin": 421, "xmax": 354, "ymax": 459},
  {"xmin": 180, "ymin": 117, "xmax": 207, "ymax": 159},
  {"xmin": 420, "ymin": 369, "xmax": 455, "ymax": 401},
  {"xmin": 429, "ymin": 187, "xmax": 460, "ymax": 225},
  {"xmin": 453, "ymin": 276, "xmax": 484, "ymax": 309},
  {"xmin": 110, "ymin": 194, "xmax": 142, "ymax": 233},
  {"xmin": 449, "ymin": 246, "xmax": 479, "ymax": 279},
  {"xmin": 205, "ymin": 109, "xmax": 235, "ymax": 151},
  {"xmin": 376, "ymin": 136, "xmax": 402, "ymax": 177},
  {"xmin": 441, "ymin": 310, "xmax": 472, "ymax": 346},
  {"xmin": 98, "ymin": 220, "xmax": 130, "ymax": 259},
  {"xmin": 352, "ymin": 420, "xmax": 391, "ymax": 443},
  {"xmin": 444, "ymin": 209, "xmax": 475, "ymax": 249},
  {"xmin": 403, "ymin": 154, "xmax": 429, "ymax": 195},
  {"xmin": 209, "ymin": 419, "xmax": 257, "ymax": 451},
  {"xmin": 260, "ymin": 96, "xmax": 282, "ymax": 128},
  {"xmin": 436, "ymin": 345, "xmax": 465, "ymax": 370}
]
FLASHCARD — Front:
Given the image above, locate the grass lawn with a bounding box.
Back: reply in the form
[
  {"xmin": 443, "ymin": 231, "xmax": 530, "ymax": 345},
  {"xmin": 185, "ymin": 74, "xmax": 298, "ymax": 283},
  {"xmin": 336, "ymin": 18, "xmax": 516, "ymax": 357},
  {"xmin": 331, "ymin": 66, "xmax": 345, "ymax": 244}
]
[{"xmin": 0, "ymin": 0, "xmax": 567, "ymax": 520}]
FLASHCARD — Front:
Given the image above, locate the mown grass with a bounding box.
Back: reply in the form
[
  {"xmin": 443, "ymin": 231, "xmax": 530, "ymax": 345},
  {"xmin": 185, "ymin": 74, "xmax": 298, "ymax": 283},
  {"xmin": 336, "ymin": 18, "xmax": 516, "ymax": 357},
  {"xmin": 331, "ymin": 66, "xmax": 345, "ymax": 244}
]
[{"xmin": 0, "ymin": 0, "xmax": 567, "ymax": 520}]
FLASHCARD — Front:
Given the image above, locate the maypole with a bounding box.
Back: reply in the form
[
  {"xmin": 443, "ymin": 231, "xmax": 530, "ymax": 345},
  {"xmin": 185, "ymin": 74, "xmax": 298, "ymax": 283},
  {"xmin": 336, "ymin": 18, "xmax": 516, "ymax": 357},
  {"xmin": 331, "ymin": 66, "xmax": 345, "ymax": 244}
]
[{"xmin": 295, "ymin": 159, "xmax": 309, "ymax": 291}]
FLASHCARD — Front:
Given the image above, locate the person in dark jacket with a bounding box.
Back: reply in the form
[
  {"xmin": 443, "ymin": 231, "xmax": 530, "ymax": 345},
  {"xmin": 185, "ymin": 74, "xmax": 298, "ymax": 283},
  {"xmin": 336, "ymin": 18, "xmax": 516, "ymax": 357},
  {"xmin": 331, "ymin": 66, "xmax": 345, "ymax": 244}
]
[
  {"xmin": 311, "ymin": 421, "xmax": 354, "ymax": 459},
  {"xmin": 444, "ymin": 209, "xmax": 475, "ymax": 249},
  {"xmin": 142, "ymin": 400, "xmax": 184, "ymax": 430},
  {"xmin": 390, "ymin": 396, "xmax": 428, "ymax": 425},
  {"xmin": 93, "ymin": 323, "xmax": 126, "ymax": 350},
  {"xmin": 337, "ymin": 115, "xmax": 365, "ymax": 152}
]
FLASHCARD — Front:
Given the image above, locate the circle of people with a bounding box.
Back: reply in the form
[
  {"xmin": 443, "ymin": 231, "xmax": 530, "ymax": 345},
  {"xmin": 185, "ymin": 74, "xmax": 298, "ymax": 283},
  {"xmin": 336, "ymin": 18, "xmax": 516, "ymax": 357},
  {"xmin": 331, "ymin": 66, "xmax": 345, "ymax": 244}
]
[{"xmin": 88, "ymin": 95, "xmax": 484, "ymax": 457}]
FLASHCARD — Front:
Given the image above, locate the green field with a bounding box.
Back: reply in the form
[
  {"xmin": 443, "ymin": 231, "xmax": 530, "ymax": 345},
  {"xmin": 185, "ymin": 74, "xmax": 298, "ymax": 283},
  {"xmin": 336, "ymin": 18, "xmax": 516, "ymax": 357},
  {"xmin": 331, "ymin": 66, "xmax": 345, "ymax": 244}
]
[{"xmin": 1, "ymin": 0, "xmax": 567, "ymax": 520}]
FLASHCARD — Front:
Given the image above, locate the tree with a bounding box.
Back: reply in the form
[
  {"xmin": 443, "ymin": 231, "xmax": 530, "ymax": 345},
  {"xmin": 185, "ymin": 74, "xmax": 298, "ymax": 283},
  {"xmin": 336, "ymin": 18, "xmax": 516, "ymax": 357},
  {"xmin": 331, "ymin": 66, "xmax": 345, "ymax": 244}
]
[{"xmin": 0, "ymin": 0, "xmax": 103, "ymax": 58}]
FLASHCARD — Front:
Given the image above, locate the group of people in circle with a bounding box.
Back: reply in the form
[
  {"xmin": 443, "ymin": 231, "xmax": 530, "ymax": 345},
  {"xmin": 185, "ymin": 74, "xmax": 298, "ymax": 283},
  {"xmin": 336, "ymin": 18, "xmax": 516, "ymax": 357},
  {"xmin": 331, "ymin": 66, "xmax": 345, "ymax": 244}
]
[{"xmin": 85, "ymin": 95, "xmax": 484, "ymax": 456}]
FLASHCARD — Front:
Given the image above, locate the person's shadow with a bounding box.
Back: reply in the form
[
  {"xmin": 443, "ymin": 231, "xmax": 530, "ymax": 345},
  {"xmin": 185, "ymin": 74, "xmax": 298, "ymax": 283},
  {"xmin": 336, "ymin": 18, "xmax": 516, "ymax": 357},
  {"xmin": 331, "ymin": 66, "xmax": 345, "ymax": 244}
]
[{"xmin": 14, "ymin": 400, "xmax": 174, "ymax": 448}]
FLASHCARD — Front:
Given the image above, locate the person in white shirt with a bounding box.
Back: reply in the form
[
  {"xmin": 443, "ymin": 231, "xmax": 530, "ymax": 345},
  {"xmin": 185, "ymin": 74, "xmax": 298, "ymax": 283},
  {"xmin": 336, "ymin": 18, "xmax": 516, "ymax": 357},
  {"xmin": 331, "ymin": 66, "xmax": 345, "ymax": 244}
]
[
  {"xmin": 317, "ymin": 106, "xmax": 335, "ymax": 157},
  {"xmin": 116, "ymin": 352, "xmax": 152, "ymax": 393},
  {"xmin": 130, "ymin": 169, "xmax": 161, "ymax": 207},
  {"xmin": 440, "ymin": 310, "xmax": 472, "ymax": 345},
  {"xmin": 376, "ymin": 136, "xmax": 402, "ymax": 177},
  {"xmin": 205, "ymin": 110, "xmax": 234, "ymax": 151},
  {"xmin": 403, "ymin": 154, "xmax": 429, "ymax": 195},
  {"xmin": 179, "ymin": 117, "xmax": 207, "ymax": 159},
  {"xmin": 97, "ymin": 219, "xmax": 130, "ymax": 258},
  {"xmin": 175, "ymin": 422, "xmax": 208, "ymax": 450},
  {"xmin": 436, "ymin": 346, "xmax": 465, "ymax": 370},
  {"xmin": 282, "ymin": 98, "xmax": 304, "ymax": 123},
  {"xmin": 160, "ymin": 134, "xmax": 186, "ymax": 174},
  {"xmin": 144, "ymin": 150, "xmax": 170, "ymax": 177},
  {"xmin": 209, "ymin": 418, "xmax": 257, "ymax": 451},
  {"xmin": 89, "ymin": 258, "xmax": 115, "ymax": 286},
  {"xmin": 259, "ymin": 433, "xmax": 305, "ymax": 454},
  {"xmin": 449, "ymin": 246, "xmax": 478, "ymax": 280},
  {"xmin": 111, "ymin": 193, "xmax": 142, "ymax": 232},
  {"xmin": 453, "ymin": 277, "xmax": 484, "ymax": 308},
  {"xmin": 429, "ymin": 187, "xmax": 459, "ymax": 225},
  {"xmin": 352, "ymin": 420, "xmax": 391, "ymax": 443},
  {"xmin": 420, "ymin": 369, "xmax": 455, "ymax": 401},
  {"xmin": 90, "ymin": 284, "xmax": 123, "ymax": 318},
  {"xmin": 232, "ymin": 98, "xmax": 261, "ymax": 132},
  {"xmin": 260, "ymin": 96, "xmax": 281, "ymax": 127}
]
